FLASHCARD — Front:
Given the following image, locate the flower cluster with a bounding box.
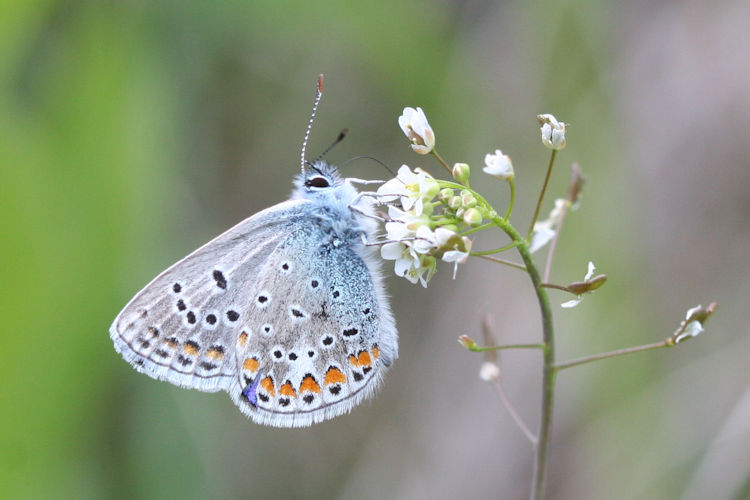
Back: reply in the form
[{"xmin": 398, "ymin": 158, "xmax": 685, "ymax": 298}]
[
  {"xmin": 381, "ymin": 108, "xmax": 572, "ymax": 286},
  {"xmin": 377, "ymin": 166, "xmax": 474, "ymax": 286}
]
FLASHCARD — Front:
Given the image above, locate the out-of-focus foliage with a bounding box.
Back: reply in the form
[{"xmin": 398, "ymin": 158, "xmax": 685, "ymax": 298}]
[{"xmin": 2, "ymin": 1, "xmax": 749, "ymax": 499}]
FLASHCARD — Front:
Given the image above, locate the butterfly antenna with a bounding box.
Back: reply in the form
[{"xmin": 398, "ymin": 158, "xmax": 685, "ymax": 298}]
[
  {"xmin": 341, "ymin": 155, "xmax": 397, "ymax": 178},
  {"xmin": 300, "ymin": 74, "xmax": 324, "ymax": 176},
  {"xmin": 313, "ymin": 129, "xmax": 349, "ymax": 164}
]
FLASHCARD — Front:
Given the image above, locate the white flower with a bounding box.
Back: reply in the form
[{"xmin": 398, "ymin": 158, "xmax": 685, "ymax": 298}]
[
  {"xmin": 376, "ymin": 165, "xmax": 438, "ymax": 216},
  {"xmin": 436, "ymin": 228, "xmax": 472, "ymax": 279},
  {"xmin": 529, "ymin": 198, "xmax": 567, "ymax": 253},
  {"xmin": 398, "ymin": 107, "xmax": 435, "ymax": 155},
  {"xmin": 561, "ymin": 261, "xmax": 597, "ymax": 308},
  {"xmin": 537, "ymin": 114, "xmax": 566, "ymax": 150},
  {"xmin": 483, "ymin": 149, "xmax": 514, "ymax": 180},
  {"xmin": 380, "ymin": 209, "xmax": 436, "ymax": 287},
  {"xmin": 413, "ymin": 225, "xmax": 439, "ymax": 254}
]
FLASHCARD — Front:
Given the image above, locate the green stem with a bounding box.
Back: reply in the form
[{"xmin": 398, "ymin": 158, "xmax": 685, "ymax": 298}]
[
  {"xmin": 471, "ymin": 241, "xmax": 520, "ymax": 256},
  {"xmin": 526, "ymin": 150, "xmax": 558, "ymax": 241},
  {"xmin": 554, "ymin": 340, "xmax": 671, "ymax": 372},
  {"xmin": 491, "ymin": 216, "xmax": 556, "ymax": 500},
  {"xmin": 467, "ymin": 343, "xmax": 546, "ymax": 353},
  {"xmin": 504, "ymin": 178, "xmax": 516, "ymax": 221},
  {"xmin": 461, "ymin": 222, "xmax": 494, "ymax": 236}
]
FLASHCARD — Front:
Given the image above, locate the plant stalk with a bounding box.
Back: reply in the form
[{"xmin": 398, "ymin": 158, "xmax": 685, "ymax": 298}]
[{"xmin": 493, "ymin": 218, "xmax": 556, "ymax": 500}]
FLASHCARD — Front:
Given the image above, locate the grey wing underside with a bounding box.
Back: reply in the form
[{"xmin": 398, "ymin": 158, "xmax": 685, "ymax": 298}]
[
  {"xmin": 225, "ymin": 223, "xmax": 398, "ymax": 427},
  {"xmin": 109, "ymin": 200, "xmax": 309, "ymax": 393}
]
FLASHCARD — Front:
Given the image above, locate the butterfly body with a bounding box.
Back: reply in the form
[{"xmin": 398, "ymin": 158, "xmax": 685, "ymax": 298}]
[{"xmin": 110, "ymin": 161, "xmax": 397, "ymax": 427}]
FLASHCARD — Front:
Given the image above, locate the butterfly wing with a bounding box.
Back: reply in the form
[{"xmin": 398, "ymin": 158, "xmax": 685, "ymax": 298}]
[
  {"xmin": 109, "ymin": 200, "xmax": 310, "ymax": 393},
  {"xmin": 226, "ymin": 220, "xmax": 397, "ymax": 427},
  {"xmin": 110, "ymin": 197, "xmax": 398, "ymax": 427}
]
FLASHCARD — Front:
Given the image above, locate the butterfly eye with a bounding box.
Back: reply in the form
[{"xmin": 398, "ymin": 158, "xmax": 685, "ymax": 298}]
[{"xmin": 305, "ymin": 176, "xmax": 330, "ymax": 189}]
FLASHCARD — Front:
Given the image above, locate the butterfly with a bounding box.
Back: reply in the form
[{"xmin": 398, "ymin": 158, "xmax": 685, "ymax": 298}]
[{"xmin": 109, "ymin": 76, "xmax": 398, "ymax": 427}]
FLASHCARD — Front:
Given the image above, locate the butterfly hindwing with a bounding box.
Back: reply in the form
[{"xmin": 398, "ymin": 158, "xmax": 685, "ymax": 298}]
[{"xmin": 228, "ymin": 221, "xmax": 397, "ymax": 427}]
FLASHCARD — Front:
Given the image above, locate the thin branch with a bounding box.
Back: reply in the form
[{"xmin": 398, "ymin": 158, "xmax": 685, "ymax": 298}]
[
  {"xmin": 475, "ymin": 254, "xmax": 527, "ymax": 271},
  {"xmin": 480, "ymin": 316, "xmax": 538, "ymax": 446},
  {"xmin": 554, "ymin": 340, "xmax": 671, "ymax": 372},
  {"xmin": 543, "ymin": 202, "xmax": 569, "ymax": 283},
  {"xmin": 490, "ymin": 377, "xmax": 538, "ymax": 446},
  {"xmin": 471, "ymin": 241, "xmax": 520, "ymax": 256},
  {"xmin": 504, "ymin": 178, "xmax": 516, "ymax": 221},
  {"xmin": 468, "ymin": 343, "xmax": 546, "ymax": 353},
  {"xmin": 526, "ymin": 150, "xmax": 557, "ymax": 241},
  {"xmin": 431, "ymin": 149, "xmax": 453, "ymax": 175},
  {"xmin": 540, "ymin": 282, "xmax": 572, "ymax": 293}
]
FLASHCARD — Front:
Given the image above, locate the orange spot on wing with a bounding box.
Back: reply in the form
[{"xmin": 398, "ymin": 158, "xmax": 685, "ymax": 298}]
[
  {"xmin": 243, "ymin": 357, "xmax": 259, "ymax": 373},
  {"xmin": 280, "ymin": 381, "xmax": 297, "ymax": 397},
  {"xmin": 206, "ymin": 348, "xmax": 224, "ymax": 360},
  {"xmin": 324, "ymin": 367, "xmax": 347, "ymax": 386},
  {"xmin": 238, "ymin": 331, "xmax": 248, "ymax": 348},
  {"xmin": 184, "ymin": 343, "xmax": 199, "ymax": 356},
  {"xmin": 371, "ymin": 345, "xmax": 380, "ymax": 359},
  {"xmin": 357, "ymin": 351, "xmax": 372, "ymax": 367},
  {"xmin": 165, "ymin": 338, "xmax": 178, "ymax": 348},
  {"xmin": 299, "ymin": 375, "xmax": 322, "ymax": 394},
  {"xmin": 348, "ymin": 354, "xmax": 359, "ymax": 367},
  {"xmin": 260, "ymin": 376, "xmax": 275, "ymax": 396}
]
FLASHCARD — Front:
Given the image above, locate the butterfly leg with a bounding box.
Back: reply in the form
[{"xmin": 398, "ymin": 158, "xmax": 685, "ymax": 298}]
[
  {"xmin": 347, "ymin": 178, "xmax": 385, "ymax": 186},
  {"xmin": 348, "ymin": 203, "xmax": 387, "ymax": 222},
  {"xmin": 360, "ymin": 233, "xmax": 419, "ymax": 247}
]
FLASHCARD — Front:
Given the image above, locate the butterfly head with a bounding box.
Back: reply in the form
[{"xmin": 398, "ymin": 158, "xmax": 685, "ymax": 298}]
[{"xmin": 294, "ymin": 160, "xmax": 346, "ymax": 196}]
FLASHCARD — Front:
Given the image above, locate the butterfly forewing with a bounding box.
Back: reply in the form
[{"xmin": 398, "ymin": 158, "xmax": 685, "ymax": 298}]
[{"xmin": 110, "ymin": 200, "xmax": 309, "ymax": 393}]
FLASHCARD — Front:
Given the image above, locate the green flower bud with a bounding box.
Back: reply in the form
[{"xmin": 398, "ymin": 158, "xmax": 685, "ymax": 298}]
[
  {"xmin": 461, "ymin": 193, "xmax": 477, "ymax": 208},
  {"xmin": 463, "ymin": 207, "xmax": 483, "ymax": 226},
  {"xmin": 439, "ymin": 188, "xmax": 454, "ymax": 201},
  {"xmin": 452, "ymin": 162, "xmax": 470, "ymax": 184}
]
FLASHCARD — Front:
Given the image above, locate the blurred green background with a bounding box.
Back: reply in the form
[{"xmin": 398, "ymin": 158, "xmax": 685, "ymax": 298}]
[{"xmin": 2, "ymin": 1, "xmax": 749, "ymax": 499}]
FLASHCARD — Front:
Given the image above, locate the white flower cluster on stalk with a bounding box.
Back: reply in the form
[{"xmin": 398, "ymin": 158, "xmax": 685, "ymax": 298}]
[{"xmin": 377, "ymin": 165, "xmax": 473, "ymax": 286}]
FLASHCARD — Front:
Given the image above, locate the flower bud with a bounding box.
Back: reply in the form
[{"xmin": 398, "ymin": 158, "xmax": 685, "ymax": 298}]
[
  {"xmin": 567, "ymin": 163, "xmax": 586, "ymax": 207},
  {"xmin": 448, "ymin": 196, "xmax": 462, "ymax": 210},
  {"xmin": 439, "ymin": 188, "xmax": 454, "ymax": 202},
  {"xmin": 463, "ymin": 207, "xmax": 483, "ymax": 226},
  {"xmin": 461, "ymin": 193, "xmax": 477, "ymax": 208},
  {"xmin": 457, "ymin": 335, "xmax": 478, "ymax": 350},
  {"xmin": 452, "ymin": 162, "xmax": 470, "ymax": 184},
  {"xmin": 537, "ymin": 114, "xmax": 566, "ymax": 150}
]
